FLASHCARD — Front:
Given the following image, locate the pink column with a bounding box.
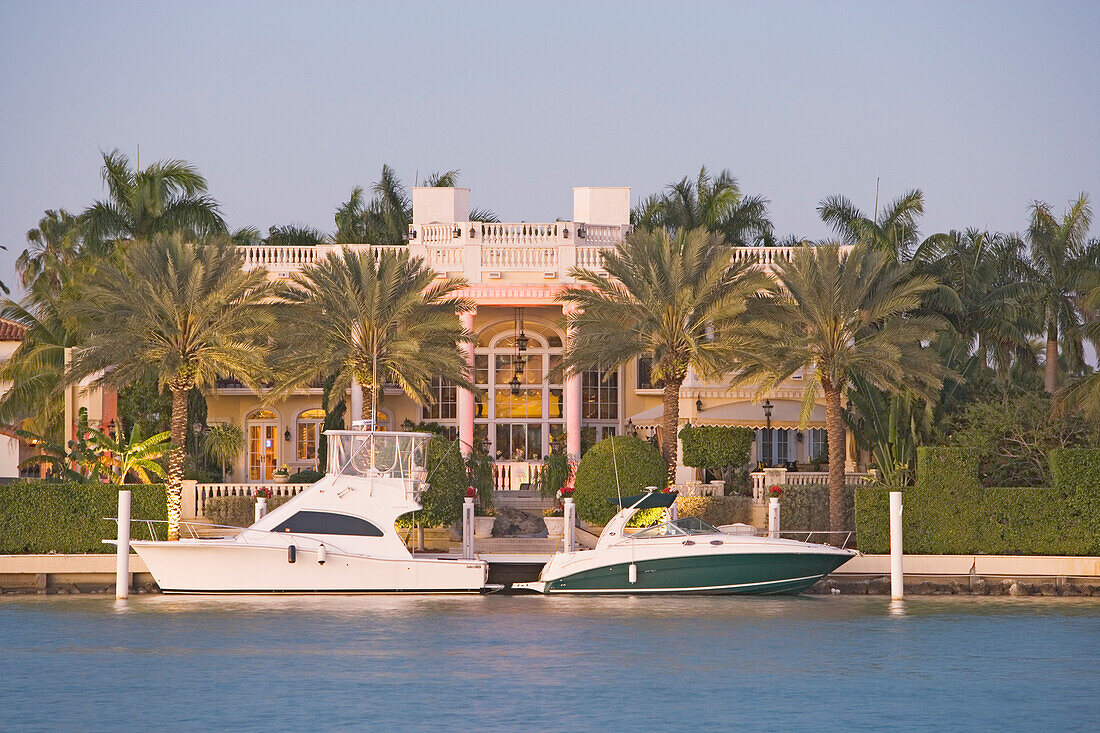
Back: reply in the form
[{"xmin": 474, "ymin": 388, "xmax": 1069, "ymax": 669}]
[
  {"xmin": 457, "ymin": 309, "xmax": 476, "ymax": 455},
  {"xmin": 564, "ymin": 305, "xmax": 582, "ymax": 460}
]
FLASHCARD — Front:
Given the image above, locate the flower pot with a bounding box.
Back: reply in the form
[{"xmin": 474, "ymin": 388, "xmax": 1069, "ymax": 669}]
[
  {"xmin": 543, "ymin": 516, "xmax": 565, "ymax": 538},
  {"xmin": 272, "ymin": 475, "xmax": 289, "ymax": 484},
  {"xmin": 474, "ymin": 517, "xmax": 495, "ymax": 538}
]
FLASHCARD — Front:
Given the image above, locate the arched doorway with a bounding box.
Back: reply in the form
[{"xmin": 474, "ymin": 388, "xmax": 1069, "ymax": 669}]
[{"xmin": 247, "ymin": 408, "xmax": 278, "ymax": 481}]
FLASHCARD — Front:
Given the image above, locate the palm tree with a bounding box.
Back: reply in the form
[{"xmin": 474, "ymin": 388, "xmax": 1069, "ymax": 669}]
[
  {"xmin": 1023, "ymin": 194, "xmax": 1100, "ymax": 393},
  {"xmin": 201, "ymin": 422, "xmax": 245, "ymax": 481},
  {"xmin": 819, "ymin": 189, "xmax": 951, "ymax": 262},
  {"xmin": 63, "ymin": 234, "xmax": 274, "ymax": 540},
  {"xmin": 631, "ymin": 167, "xmax": 773, "ymax": 246},
  {"xmin": 263, "ymin": 224, "xmax": 326, "ymax": 247},
  {"xmin": 1059, "ymin": 275, "xmax": 1100, "ymax": 418},
  {"xmin": 560, "ymin": 227, "xmax": 769, "ymax": 483},
  {"xmin": 82, "ymin": 149, "xmax": 226, "ymax": 246},
  {"xmin": 273, "ymin": 247, "xmax": 475, "ymax": 421},
  {"xmin": 733, "ymin": 244, "xmax": 947, "ymax": 530},
  {"xmin": 92, "ymin": 423, "xmax": 173, "ymax": 484},
  {"xmin": 0, "ymin": 281, "xmax": 78, "ymax": 441},
  {"xmin": 332, "ymin": 166, "xmax": 498, "ymax": 244},
  {"xmin": 17, "ymin": 209, "xmax": 85, "ymax": 291}
]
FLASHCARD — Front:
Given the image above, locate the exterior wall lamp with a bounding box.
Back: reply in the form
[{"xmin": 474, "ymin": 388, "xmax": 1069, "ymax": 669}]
[
  {"xmin": 696, "ymin": 398, "xmax": 703, "ymax": 412},
  {"xmin": 562, "ymin": 226, "xmax": 569, "ymax": 238},
  {"xmin": 284, "ymin": 428, "xmax": 292, "ymax": 442},
  {"xmin": 577, "ymin": 226, "xmax": 587, "ymax": 239},
  {"xmin": 453, "ymin": 225, "xmax": 462, "ymax": 238},
  {"xmin": 762, "ymin": 399, "xmax": 773, "ymax": 430},
  {"xmin": 409, "ymin": 228, "xmax": 417, "ymax": 240},
  {"xmin": 469, "ymin": 226, "xmax": 477, "ymax": 238}
]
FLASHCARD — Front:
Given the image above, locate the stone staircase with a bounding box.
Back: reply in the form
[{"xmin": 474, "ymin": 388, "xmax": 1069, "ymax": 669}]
[{"xmin": 491, "ymin": 489, "xmax": 556, "ymax": 514}]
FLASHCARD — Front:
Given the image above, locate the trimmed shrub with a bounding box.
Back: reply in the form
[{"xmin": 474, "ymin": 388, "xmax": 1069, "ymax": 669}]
[
  {"xmin": 917, "ymin": 447, "xmax": 978, "ymax": 493},
  {"xmin": 777, "ymin": 484, "xmax": 854, "ymax": 532},
  {"xmin": 675, "ymin": 495, "xmax": 753, "ymax": 527},
  {"xmin": 398, "ymin": 436, "xmax": 466, "ymax": 527},
  {"xmin": 288, "ymin": 469, "xmax": 324, "ymax": 484},
  {"xmin": 0, "ymin": 481, "xmax": 167, "ymax": 553},
  {"xmin": 205, "ymin": 495, "xmax": 293, "ymax": 528},
  {"xmin": 855, "ymin": 447, "xmax": 1100, "ymax": 555},
  {"xmin": 679, "ymin": 425, "xmax": 752, "ymax": 471},
  {"xmin": 574, "ymin": 436, "xmax": 667, "ymax": 524}
]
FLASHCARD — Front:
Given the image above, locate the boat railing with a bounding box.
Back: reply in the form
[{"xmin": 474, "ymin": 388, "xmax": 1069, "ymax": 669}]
[
  {"xmin": 774, "ymin": 530, "xmax": 857, "ymax": 550},
  {"xmin": 107, "ymin": 518, "xmax": 356, "ymax": 555}
]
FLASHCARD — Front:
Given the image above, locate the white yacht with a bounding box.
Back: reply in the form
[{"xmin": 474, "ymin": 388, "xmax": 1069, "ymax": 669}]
[
  {"xmin": 516, "ymin": 491, "xmax": 856, "ymax": 595},
  {"xmin": 128, "ymin": 430, "xmax": 498, "ymax": 594}
]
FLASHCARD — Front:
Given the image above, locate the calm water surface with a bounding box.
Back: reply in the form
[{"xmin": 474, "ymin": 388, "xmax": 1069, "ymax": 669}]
[{"xmin": 1, "ymin": 594, "xmax": 1097, "ymax": 732}]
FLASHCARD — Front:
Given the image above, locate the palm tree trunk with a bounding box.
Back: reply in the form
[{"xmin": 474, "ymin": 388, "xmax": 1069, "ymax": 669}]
[
  {"xmin": 1045, "ymin": 321, "xmax": 1058, "ymax": 394},
  {"xmin": 167, "ymin": 377, "xmax": 191, "ymax": 541},
  {"xmin": 362, "ymin": 384, "xmax": 377, "ymax": 423},
  {"xmin": 824, "ymin": 383, "xmax": 847, "ymax": 532},
  {"xmin": 661, "ymin": 378, "xmax": 683, "ymax": 487}
]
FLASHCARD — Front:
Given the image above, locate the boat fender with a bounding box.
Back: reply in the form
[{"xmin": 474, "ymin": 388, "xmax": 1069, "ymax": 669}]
[
  {"xmin": 317, "ymin": 544, "xmax": 327, "ymax": 565},
  {"xmin": 628, "ymin": 563, "xmax": 637, "ymax": 584},
  {"xmin": 288, "ymin": 545, "xmax": 296, "ymax": 563}
]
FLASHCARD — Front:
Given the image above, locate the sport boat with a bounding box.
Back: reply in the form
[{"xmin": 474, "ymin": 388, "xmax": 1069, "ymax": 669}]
[
  {"xmin": 123, "ymin": 430, "xmax": 500, "ymax": 594},
  {"xmin": 515, "ymin": 491, "xmax": 856, "ymax": 595}
]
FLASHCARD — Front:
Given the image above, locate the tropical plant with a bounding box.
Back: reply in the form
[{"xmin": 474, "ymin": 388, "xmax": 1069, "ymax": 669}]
[
  {"xmin": 560, "ymin": 227, "xmax": 768, "ymax": 483},
  {"xmin": 91, "ymin": 424, "xmax": 172, "ymax": 484},
  {"xmin": 539, "ymin": 452, "xmax": 571, "ymax": 499},
  {"xmin": 263, "ymin": 224, "xmax": 326, "ymax": 247},
  {"xmin": 273, "ymin": 247, "xmax": 474, "ymax": 421},
  {"xmin": 631, "ymin": 166, "xmax": 773, "ymax": 246},
  {"xmin": 1022, "ymin": 194, "xmax": 1100, "ymax": 393},
  {"xmin": 16, "ymin": 408, "xmax": 106, "ymax": 481},
  {"xmin": 201, "ymin": 422, "xmax": 246, "ymax": 481},
  {"xmin": 0, "ymin": 282, "xmax": 78, "ymax": 441},
  {"xmin": 572, "ymin": 435, "xmax": 667, "ymax": 524},
  {"xmin": 733, "ymin": 244, "xmax": 947, "ymax": 530},
  {"xmin": 332, "ymin": 166, "xmax": 498, "ymax": 244},
  {"xmin": 82, "ymin": 149, "xmax": 226, "ymax": 246},
  {"xmin": 16, "ymin": 209, "xmax": 86, "ymax": 291},
  {"xmin": 818, "ymin": 188, "xmax": 949, "ymax": 261},
  {"xmin": 62, "ymin": 234, "xmax": 275, "ymax": 540}
]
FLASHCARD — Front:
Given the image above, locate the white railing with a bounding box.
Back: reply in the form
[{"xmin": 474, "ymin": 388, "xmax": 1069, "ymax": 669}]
[
  {"xmin": 194, "ymin": 482, "xmax": 307, "ymax": 516},
  {"xmin": 750, "ymin": 470, "xmax": 878, "ymax": 502},
  {"xmin": 492, "ymin": 460, "xmax": 546, "ymax": 491},
  {"xmin": 237, "ymin": 239, "xmax": 853, "ymax": 281}
]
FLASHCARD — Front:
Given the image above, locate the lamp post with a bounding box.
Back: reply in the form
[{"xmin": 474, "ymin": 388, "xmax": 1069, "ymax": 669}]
[{"xmin": 762, "ymin": 398, "xmax": 773, "ymax": 430}]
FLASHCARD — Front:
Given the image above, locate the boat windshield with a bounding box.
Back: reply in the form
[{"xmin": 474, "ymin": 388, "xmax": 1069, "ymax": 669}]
[
  {"xmin": 629, "ymin": 516, "xmax": 721, "ymax": 539},
  {"xmin": 325, "ymin": 430, "xmax": 430, "ymax": 480}
]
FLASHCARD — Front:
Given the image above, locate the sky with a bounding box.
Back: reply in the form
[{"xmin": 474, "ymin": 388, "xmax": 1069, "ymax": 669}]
[{"xmin": 1, "ymin": 0, "xmax": 1099, "ymax": 293}]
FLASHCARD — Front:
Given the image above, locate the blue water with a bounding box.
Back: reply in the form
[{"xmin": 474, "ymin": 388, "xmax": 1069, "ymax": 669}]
[{"xmin": 1, "ymin": 595, "xmax": 1097, "ymax": 732}]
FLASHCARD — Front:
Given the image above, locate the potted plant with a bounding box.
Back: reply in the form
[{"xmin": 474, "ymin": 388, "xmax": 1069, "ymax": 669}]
[
  {"xmin": 543, "ymin": 506, "xmax": 565, "ymax": 537},
  {"xmin": 474, "ymin": 506, "xmax": 496, "ymax": 538},
  {"xmin": 273, "ymin": 465, "xmax": 290, "ymax": 484}
]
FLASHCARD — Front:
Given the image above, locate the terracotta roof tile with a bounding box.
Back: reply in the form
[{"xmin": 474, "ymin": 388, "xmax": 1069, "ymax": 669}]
[{"xmin": 0, "ymin": 319, "xmax": 26, "ymax": 341}]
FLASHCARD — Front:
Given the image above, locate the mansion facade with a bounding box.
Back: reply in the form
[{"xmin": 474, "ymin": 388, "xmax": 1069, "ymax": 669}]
[{"xmin": 211, "ymin": 185, "xmax": 858, "ymax": 487}]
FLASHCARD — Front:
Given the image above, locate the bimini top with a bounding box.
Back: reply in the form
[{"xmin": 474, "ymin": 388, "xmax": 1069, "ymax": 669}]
[{"xmin": 607, "ymin": 491, "xmax": 678, "ymax": 510}]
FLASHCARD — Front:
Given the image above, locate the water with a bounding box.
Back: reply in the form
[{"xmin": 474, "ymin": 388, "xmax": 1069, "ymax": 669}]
[{"xmin": 1, "ymin": 595, "xmax": 1097, "ymax": 732}]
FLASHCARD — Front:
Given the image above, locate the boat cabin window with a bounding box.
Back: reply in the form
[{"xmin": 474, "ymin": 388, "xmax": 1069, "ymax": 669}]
[
  {"xmin": 272, "ymin": 510, "xmax": 384, "ymax": 537},
  {"xmin": 630, "ymin": 516, "xmax": 721, "ymax": 539}
]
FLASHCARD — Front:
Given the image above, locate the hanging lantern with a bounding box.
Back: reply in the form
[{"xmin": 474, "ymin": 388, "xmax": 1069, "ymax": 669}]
[
  {"xmin": 516, "ymin": 331, "xmax": 529, "ymax": 352},
  {"xmin": 509, "ymin": 375, "xmax": 521, "ymax": 396},
  {"xmin": 513, "ymin": 356, "xmax": 525, "ymax": 375}
]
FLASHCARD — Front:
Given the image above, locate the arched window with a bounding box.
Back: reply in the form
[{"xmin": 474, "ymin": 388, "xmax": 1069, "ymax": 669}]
[{"xmin": 296, "ymin": 408, "xmax": 326, "ymax": 462}]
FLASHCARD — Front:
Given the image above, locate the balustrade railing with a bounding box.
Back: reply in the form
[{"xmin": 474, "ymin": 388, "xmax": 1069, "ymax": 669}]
[
  {"xmin": 194, "ymin": 483, "xmax": 307, "ymax": 516},
  {"xmin": 750, "ymin": 470, "xmax": 878, "ymax": 502},
  {"xmin": 492, "ymin": 461, "xmax": 546, "ymax": 492}
]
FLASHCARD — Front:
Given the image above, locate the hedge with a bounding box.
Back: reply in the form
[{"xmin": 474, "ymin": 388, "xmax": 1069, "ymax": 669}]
[
  {"xmin": 855, "ymin": 447, "xmax": 1100, "ymax": 555},
  {"xmin": 574, "ymin": 436, "xmax": 667, "ymax": 524},
  {"xmin": 777, "ymin": 484, "xmax": 853, "ymax": 532},
  {"xmin": 288, "ymin": 469, "xmax": 324, "ymax": 483},
  {"xmin": 675, "ymin": 495, "xmax": 753, "ymax": 527},
  {"xmin": 0, "ymin": 481, "xmax": 167, "ymax": 554},
  {"xmin": 205, "ymin": 495, "xmax": 293, "ymax": 528},
  {"xmin": 679, "ymin": 425, "xmax": 752, "ymax": 470}
]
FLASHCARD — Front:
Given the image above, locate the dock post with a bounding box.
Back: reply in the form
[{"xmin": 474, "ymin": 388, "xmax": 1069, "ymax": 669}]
[
  {"xmin": 116, "ymin": 489, "xmax": 131, "ymax": 599},
  {"xmin": 462, "ymin": 497, "xmax": 475, "ymax": 559},
  {"xmin": 768, "ymin": 496, "xmax": 780, "ymax": 538},
  {"xmin": 255, "ymin": 497, "xmax": 267, "ymax": 524},
  {"xmin": 889, "ymin": 491, "xmax": 903, "ymax": 600},
  {"xmin": 563, "ymin": 498, "xmax": 576, "ymax": 552}
]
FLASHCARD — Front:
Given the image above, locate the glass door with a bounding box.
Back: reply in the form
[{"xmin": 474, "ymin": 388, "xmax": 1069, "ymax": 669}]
[{"xmin": 249, "ymin": 423, "xmax": 277, "ymax": 480}]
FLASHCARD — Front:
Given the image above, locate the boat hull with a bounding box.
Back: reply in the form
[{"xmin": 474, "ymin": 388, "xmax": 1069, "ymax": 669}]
[
  {"xmin": 543, "ymin": 551, "xmax": 852, "ymax": 595},
  {"xmin": 131, "ymin": 541, "xmax": 491, "ymax": 594}
]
